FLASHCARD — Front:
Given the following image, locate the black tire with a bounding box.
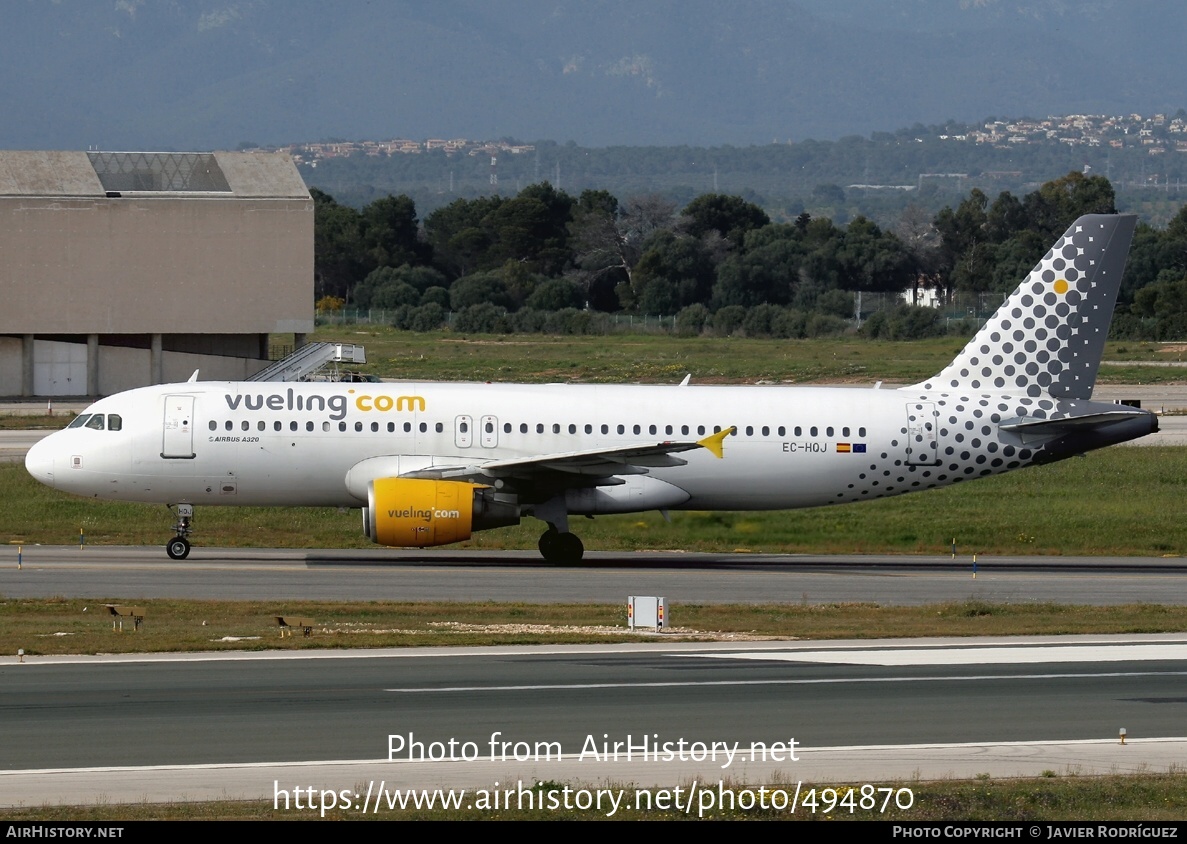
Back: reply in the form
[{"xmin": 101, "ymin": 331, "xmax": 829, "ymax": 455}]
[
  {"xmin": 538, "ymin": 529, "xmax": 560, "ymax": 561},
  {"xmin": 554, "ymin": 532, "xmax": 584, "ymax": 564},
  {"xmin": 166, "ymin": 537, "xmax": 191, "ymax": 560},
  {"xmin": 539, "ymin": 530, "xmax": 583, "ymax": 564}
]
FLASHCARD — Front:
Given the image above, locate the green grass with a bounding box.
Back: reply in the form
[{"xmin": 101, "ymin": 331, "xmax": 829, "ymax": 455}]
[
  {"xmin": 5, "ymin": 773, "xmax": 1186, "ymax": 820},
  {"xmin": 302, "ymin": 328, "xmax": 1187, "ymax": 385},
  {"xmin": 6, "ymin": 446, "xmax": 1187, "ymax": 556},
  {"xmin": 0, "ymin": 413, "xmax": 72, "ymax": 430},
  {"xmin": 312, "ymin": 328, "xmax": 965, "ymax": 384},
  {"xmin": 6, "ymin": 599, "xmax": 1187, "ymax": 656}
]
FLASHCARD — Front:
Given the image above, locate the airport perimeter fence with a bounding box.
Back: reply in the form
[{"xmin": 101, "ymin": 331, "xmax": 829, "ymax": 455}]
[
  {"xmin": 314, "ymin": 309, "xmax": 680, "ymax": 333},
  {"xmin": 313, "ymin": 291, "xmax": 1002, "ymax": 334}
]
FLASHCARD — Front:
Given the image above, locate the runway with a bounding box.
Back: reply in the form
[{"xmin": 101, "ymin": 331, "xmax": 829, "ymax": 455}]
[
  {"xmin": 3, "ymin": 544, "xmax": 1187, "ymax": 605},
  {"xmin": 2, "ymin": 636, "xmax": 1185, "ymax": 808}
]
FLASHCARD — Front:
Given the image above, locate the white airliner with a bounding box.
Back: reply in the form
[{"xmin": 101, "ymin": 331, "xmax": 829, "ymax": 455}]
[{"xmin": 26, "ymin": 214, "xmax": 1156, "ymax": 563}]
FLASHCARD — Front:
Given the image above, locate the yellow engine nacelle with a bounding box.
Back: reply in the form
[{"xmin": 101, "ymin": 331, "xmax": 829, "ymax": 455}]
[{"xmin": 365, "ymin": 478, "xmax": 479, "ymax": 547}]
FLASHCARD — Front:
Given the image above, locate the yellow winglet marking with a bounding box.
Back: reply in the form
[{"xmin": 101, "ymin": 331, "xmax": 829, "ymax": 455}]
[{"xmin": 697, "ymin": 426, "xmax": 737, "ymax": 459}]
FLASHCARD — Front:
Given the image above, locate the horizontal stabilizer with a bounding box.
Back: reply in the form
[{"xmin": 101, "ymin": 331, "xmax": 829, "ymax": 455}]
[{"xmin": 999, "ymin": 409, "xmax": 1157, "ymax": 443}]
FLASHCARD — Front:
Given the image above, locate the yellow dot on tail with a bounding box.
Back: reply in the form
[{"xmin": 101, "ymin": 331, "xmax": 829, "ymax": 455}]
[{"xmin": 1054, "ymin": 278, "xmax": 1069, "ymax": 294}]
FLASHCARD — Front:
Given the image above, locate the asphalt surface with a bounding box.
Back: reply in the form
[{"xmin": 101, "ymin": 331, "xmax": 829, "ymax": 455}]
[
  {"xmin": 4, "ymin": 545, "xmax": 1187, "ymax": 605},
  {"xmin": 3, "ymin": 637, "xmax": 1186, "ymax": 808}
]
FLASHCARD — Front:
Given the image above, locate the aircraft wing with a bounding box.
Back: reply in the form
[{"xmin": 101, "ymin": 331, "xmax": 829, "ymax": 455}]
[{"xmin": 403, "ymin": 427, "xmax": 736, "ymax": 484}]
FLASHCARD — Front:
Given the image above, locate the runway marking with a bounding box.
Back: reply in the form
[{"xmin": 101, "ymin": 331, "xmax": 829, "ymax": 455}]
[
  {"xmin": 4, "ymin": 736, "xmax": 1186, "ymax": 777},
  {"xmin": 698, "ymin": 643, "xmax": 1187, "ymax": 666},
  {"xmin": 385, "ymin": 670, "xmax": 1187, "ymax": 694}
]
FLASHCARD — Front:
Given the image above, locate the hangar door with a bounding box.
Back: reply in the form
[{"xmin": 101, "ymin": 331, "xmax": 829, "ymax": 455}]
[{"xmin": 33, "ymin": 340, "xmax": 86, "ymax": 396}]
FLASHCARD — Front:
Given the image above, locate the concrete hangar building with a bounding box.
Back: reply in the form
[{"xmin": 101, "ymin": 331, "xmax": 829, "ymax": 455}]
[{"xmin": 0, "ymin": 150, "xmax": 313, "ymax": 397}]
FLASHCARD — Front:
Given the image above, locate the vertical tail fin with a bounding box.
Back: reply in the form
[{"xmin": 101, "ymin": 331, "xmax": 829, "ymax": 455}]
[{"xmin": 916, "ymin": 214, "xmax": 1137, "ymax": 399}]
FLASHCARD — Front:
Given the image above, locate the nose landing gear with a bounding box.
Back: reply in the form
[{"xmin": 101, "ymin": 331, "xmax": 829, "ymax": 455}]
[{"xmin": 166, "ymin": 504, "xmax": 194, "ymax": 560}]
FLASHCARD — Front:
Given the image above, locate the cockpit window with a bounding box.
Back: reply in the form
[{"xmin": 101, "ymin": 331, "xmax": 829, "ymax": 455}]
[
  {"xmin": 84, "ymin": 415, "xmax": 105, "ymax": 431},
  {"xmin": 107, "ymin": 414, "xmax": 122, "ymax": 432},
  {"xmin": 68, "ymin": 414, "xmax": 91, "ymax": 429}
]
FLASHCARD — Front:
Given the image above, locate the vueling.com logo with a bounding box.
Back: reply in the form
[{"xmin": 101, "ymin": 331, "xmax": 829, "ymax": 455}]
[
  {"xmin": 389, "ymin": 507, "xmax": 462, "ymax": 522},
  {"xmin": 224, "ymin": 388, "xmax": 426, "ymax": 421}
]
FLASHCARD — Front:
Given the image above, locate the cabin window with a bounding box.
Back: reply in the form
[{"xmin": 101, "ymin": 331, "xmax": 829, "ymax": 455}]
[
  {"xmin": 339, "ymin": 421, "xmax": 347, "ymax": 432},
  {"xmin": 459, "ymin": 421, "xmax": 469, "ymax": 433},
  {"xmin": 601, "ymin": 424, "xmax": 609, "ymax": 434},
  {"xmin": 552, "ymin": 423, "xmax": 561, "ymax": 434},
  {"xmin": 435, "ymin": 422, "xmax": 443, "ymax": 433},
  {"xmin": 843, "ymin": 427, "xmax": 850, "ymax": 437},
  {"xmin": 617, "ymin": 424, "xmax": 625, "ymax": 434},
  {"xmin": 585, "ymin": 424, "xmax": 593, "ymax": 434},
  {"xmin": 697, "ymin": 425, "xmax": 705, "ymax": 435},
  {"xmin": 649, "ymin": 425, "xmax": 657, "ymax": 435},
  {"xmin": 568, "ymin": 424, "xmax": 576, "ymax": 434},
  {"xmin": 355, "ymin": 422, "xmax": 363, "ymax": 432},
  {"xmin": 761, "ymin": 426, "xmax": 769, "ymax": 436},
  {"xmin": 633, "ymin": 425, "xmax": 641, "ymax": 435},
  {"xmin": 419, "ymin": 422, "xmax": 427, "ymax": 433},
  {"xmin": 745, "ymin": 426, "xmax": 754, "ymax": 436},
  {"xmin": 810, "ymin": 426, "xmax": 818, "ymax": 437},
  {"xmin": 290, "ymin": 421, "xmax": 298, "ymax": 432},
  {"xmin": 371, "ymin": 422, "xmax": 379, "ymax": 432},
  {"xmin": 258, "ymin": 421, "xmax": 265, "ymax": 431},
  {"xmin": 827, "ymin": 426, "xmax": 834, "ymax": 437},
  {"xmin": 307, "ymin": 422, "xmax": 315, "ymax": 432},
  {"xmin": 242, "ymin": 421, "xmax": 250, "ymax": 431},
  {"xmin": 208, "ymin": 420, "xmax": 217, "ymax": 431},
  {"xmin": 778, "ymin": 426, "xmax": 785, "ymax": 436},
  {"xmin": 681, "ymin": 425, "xmax": 689, "ymax": 435},
  {"xmin": 224, "ymin": 420, "xmax": 233, "ymax": 431},
  {"xmin": 323, "ymin": 422, "xmax": 331, "ymax": 432},
  {"xmin": 520, "ymin": 423, "xmax": 528, "ymax": 434},
  {"xmin": 859, "ymin": 427, "xmax": 867, "ymax": 437},
  {"xmin": 387, "ymin": 422, "xmax": 395, "ymax": 433},
  {"xmin": 404, "ymin": 422, "xmax": 412, "ymax": 433},
  {"xmin": 665, "ymin": 425, "xmax": 673, "ymax": 435},
  {"xmin": 275, "ymin": 421, "xmax": 283, "ymax": 432},
  {"xmin": 504, "ymin": 423, "xmax": 512, "ymax": 434}
]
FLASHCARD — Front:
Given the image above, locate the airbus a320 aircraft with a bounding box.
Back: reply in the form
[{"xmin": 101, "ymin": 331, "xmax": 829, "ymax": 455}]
[{"xmin": 26, "ymin": 214, "xmax": 1156, "ymax": 563}]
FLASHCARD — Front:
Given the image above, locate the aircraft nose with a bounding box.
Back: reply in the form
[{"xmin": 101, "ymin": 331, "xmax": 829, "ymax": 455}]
[{"xmin": 24, "ymin": 434, "xmax": 56, "ymax": 488}]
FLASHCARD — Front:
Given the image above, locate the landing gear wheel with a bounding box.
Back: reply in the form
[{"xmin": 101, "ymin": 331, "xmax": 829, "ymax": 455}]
[
  {"xmin": 538, "ymin": 529, "xmax": 584, "ymax": 564},
  {"xmin": 166, "ymin": 536, "xmax": 191, "ymax": 560},
  {"xmin": 538, "ymin": 529, "xmax": 560, "ymax": 560}
]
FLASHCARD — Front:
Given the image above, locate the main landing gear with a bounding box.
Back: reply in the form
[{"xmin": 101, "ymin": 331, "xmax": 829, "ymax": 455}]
[
  {"xmin": 538, "ymin": 527, "xmax": 584, "ymax": 564},
  {"xmin": 166, "ymin": 504, "xmax": 194, "ymax": 560}
]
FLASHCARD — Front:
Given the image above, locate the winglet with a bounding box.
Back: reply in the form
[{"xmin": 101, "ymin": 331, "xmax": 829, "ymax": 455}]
[
  {"xmin": 698, "ymin": 426, "xmax": 736, "ymax": 459},
  {"xmin": 187, "ymin": 369, "xmax": 200, "ymax": 382}
]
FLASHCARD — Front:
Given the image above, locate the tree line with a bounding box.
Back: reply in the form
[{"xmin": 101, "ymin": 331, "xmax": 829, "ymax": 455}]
[{"xmin": 312, "ymin": 172, "xmax": 1187, "ymax": 340}]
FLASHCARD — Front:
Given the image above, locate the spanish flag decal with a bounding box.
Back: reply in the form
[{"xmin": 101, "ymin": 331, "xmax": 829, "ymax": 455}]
[{"xmin": 836, "ymin": 443, "xmax": 851, "ymax": 453}]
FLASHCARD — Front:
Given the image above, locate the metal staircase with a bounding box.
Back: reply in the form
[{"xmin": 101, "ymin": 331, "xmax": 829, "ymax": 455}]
[{"xmin": 247, "ymin": 342, "xmax": 367, "ymax": 382}]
